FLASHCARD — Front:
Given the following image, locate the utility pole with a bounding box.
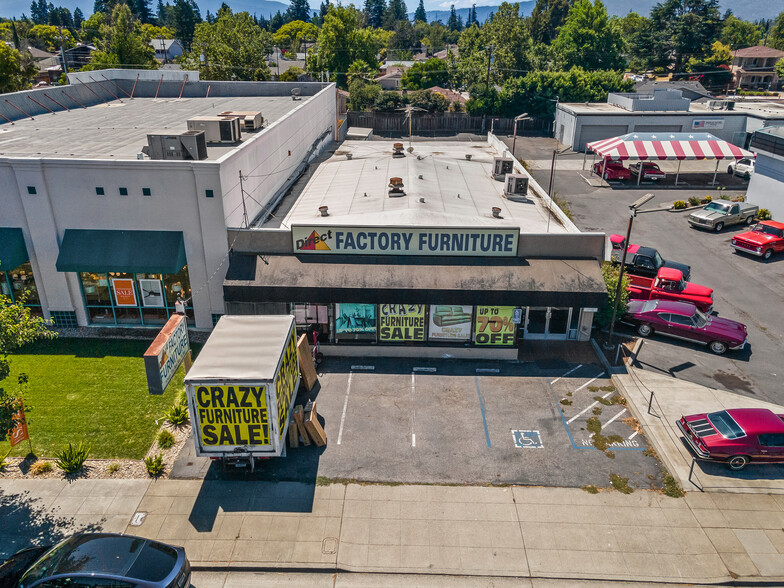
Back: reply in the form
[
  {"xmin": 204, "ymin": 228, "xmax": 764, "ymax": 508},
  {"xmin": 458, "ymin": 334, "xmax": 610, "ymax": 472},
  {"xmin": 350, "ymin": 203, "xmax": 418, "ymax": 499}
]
[
  {"xmin": 484, "ymin": 44, "xmax": 494, "ymax": 95},
  {"xmin": 160, "ymin": 36, "xmax": 167, "ymax": 65},
  {"xmin": 59, "ymin": 26, "xmax": 68, "ymax": 76}
]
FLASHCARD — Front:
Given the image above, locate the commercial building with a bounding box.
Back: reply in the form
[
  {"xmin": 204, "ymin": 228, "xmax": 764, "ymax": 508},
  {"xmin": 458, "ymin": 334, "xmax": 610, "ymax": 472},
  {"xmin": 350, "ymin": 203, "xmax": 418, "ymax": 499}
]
[
  {"xmin": 223, "ymin": 136, "xmax": 607, "ymax": 358},
  {"xmin": 556, "ymin": 89, "xmax": 784, "ymax": 152},
  {"xmin": 747, "ymin": 126, "xmax": 784, "ymax": 220},
  {"xmin": 0, "ymin": 69, "xmax": 336, "ymax": 330}
]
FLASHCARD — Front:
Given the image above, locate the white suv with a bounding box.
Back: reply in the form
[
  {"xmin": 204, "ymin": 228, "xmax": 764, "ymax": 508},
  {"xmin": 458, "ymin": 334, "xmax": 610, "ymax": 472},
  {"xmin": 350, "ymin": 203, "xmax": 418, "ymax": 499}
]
[{"xmin": 728, "ymin": 158, "xmax": 755, "ymax": 179}]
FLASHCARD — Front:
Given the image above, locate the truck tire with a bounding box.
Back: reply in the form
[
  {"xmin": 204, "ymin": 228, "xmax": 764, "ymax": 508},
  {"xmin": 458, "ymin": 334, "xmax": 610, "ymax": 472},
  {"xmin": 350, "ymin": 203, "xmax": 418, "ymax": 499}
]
[
  {"xmin": 746, "ymin": 215, "xmax": 755, "ymax": 225},
  {"xmin": 764, "ymin": 249, "xmax": 774, "ymax": 260},
  {"xmin": 714, "ymin": 222, "xmax": 724, "ymax": 232},
  {"xmin": 728, "ymin": 455, "xmax": 750, "ymax": 471},
  {"xmin": 709, "ymin": 340, "xmax": 728, "ymax": 355},
  {"xmin": 637, "ymin": 323, "xmax": 653, "ymax": 337}
]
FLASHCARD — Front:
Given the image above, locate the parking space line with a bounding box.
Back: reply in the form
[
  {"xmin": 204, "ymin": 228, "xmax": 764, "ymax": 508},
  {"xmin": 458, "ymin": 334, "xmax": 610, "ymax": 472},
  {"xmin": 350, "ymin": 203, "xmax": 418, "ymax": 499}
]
[
  {"xmin": 566, "ymin": 391, "xmax": 614, "ymax": 424},
  {"xmin": 413, "ymin": 367, "xmax": 436, "ymax": 372},
  {"xmin": 549, "ymin": 364, "xmax": 583, "ymax": 385},
  {"xmin": 476, "ymin": 368, "xmax": 500, "ymax": 373},
  {"xmin": 604, "ymin": 408, "xmax": 627, "ymax": 427},
  {"xmin": 628, "ymin": 431, "xmax": 638, "ymax": 440},
  {"xmin": 411, "ymin": 372, "xmax": 416, "ymax": 448},
  {"xmin": 574, "ymin": 372, "xmax": 606, "ymax": 392},
  {"xmin": 350, "ymin": 365, "xmax": 374, "ymax": 371},
  {"xmin": 337, "ymin": 372, "xmax": 353, "ymax": 445},
  {"xmin": 474, "ymin": 375, "xmax": 492, "ymax": 447}
]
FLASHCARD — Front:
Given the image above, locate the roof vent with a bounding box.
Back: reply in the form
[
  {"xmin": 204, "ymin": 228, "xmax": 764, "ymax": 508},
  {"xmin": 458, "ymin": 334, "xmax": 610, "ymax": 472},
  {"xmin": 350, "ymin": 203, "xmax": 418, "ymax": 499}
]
[
  {"xmin": 346, "ymin": 152, "xmax": 353, "ymax": 160},
  {"xmin": 319, "ymin": 205, "xmax": 329, "ymax": 217},
  {"xmin": 392, "ymin": 143, "xmax": 405, "ymax": 157},
  {"xmin": 388, "ymin": 177, "xmax": 405, "ymax": 197},
  {"xmin": 291, "ymin": 88, "xmax": 301, "ymax": 101},
  {"xmin": 465, "ymin": 154, "xmax": 472, "ymax": 161},
  {"xmin": 492, "ymin": 207, "xmax": 503, "ymax": 218}
]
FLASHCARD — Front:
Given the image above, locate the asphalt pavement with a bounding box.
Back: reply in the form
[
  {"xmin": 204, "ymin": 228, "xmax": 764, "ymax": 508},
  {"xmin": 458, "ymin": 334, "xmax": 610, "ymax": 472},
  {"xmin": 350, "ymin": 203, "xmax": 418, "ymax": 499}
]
[{"xmin": 503, "ymin": 135, "xmax": 784, "ymax": 406}]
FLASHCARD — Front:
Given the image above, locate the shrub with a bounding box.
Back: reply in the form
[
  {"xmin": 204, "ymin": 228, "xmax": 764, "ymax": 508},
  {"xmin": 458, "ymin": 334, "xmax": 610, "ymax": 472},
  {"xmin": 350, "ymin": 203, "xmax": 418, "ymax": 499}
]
[
  {"xmin": 673, "ymin": 200, "xmax": 687, "ymax": 209},
  {"xmin": 145, "ymin": 453, "xmax": 164, "ymax": 477},
  {"xmin": 688, "ymin": 196, "xmax": 701, "ymax": 207},
  {"xmin": 609, "ymin": 473, "xmax": 634, "ymax": 494},
  {"xmin": 54, "ymin": 442, "xmax": 90, "ymax": 474},
  {"xmin": 702, "ymin": 195, "xmax": 712, "ymax": 203},
  {"xmin": 158, "ymin": 430, "xmax": 175, "ymax": 450},
  {"xmin": 108, "ymin": 462, "xmax": 120, "ymax": 475},
  {"xmin": 662, "ymin": 473, "xmax": 685, "ymax": 498},
  {"xmin": 732, "ymin": 195, "xmax": 745, "ymax": 202},
  {"xmin": 759, "ymin": 208, "xmax": 772, "ymax": 220},
  {"xmin": 31, "ymin": 460, "xmax": 53, "ymax": 475},
  {"xmin": 165, "ymin": 404, "xmax": 189, "ymax": 426}
]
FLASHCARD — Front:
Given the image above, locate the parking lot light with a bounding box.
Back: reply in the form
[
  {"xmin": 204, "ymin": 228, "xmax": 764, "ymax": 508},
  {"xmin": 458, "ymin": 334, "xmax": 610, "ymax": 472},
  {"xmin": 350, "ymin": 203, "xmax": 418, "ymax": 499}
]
[
  {"xmin": 511, "ymin": 112, "xmax": 530, "ymax": 159},
  {"xmin": 604, "ymin": 194, "xmax": 655, "ymax": 352}
]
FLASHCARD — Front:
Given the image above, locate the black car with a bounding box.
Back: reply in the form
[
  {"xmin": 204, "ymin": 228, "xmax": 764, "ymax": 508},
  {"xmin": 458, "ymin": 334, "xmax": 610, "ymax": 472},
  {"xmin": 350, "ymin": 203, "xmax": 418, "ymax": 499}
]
[{"xmin": 0, "ymin": 533, "xmax": 190, "ymax": 588}]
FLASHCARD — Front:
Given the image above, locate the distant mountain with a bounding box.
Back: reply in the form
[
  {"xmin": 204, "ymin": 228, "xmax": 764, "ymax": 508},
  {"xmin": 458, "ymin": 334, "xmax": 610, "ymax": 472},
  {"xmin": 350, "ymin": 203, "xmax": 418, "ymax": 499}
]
[
  {"xmin": 604, "ymin": 0, "xmax": 784, "ymax": 18},
  {"xmin": 0, "ymin": 0, "xmax": 291, "ymax": 19}
]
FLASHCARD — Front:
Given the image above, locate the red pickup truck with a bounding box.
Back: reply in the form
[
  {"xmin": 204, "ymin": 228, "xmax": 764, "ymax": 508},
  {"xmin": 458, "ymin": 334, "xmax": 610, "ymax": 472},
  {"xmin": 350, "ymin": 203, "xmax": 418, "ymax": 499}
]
[
  {"xmin": 627, "ymin": 268, "xmax": 714, "ymax": 312},
  {"xmin": 731, "ymin": 220, "xmax": 784, "ymax": 260}
]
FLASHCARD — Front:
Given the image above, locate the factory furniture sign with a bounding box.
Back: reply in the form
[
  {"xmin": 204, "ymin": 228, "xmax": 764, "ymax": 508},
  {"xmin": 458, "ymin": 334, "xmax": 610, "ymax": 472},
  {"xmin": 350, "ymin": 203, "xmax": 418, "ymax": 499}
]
[
  {"xmin": 292, "ymin": 226, "xmax": 519, "ymax": 257},
  {"xmin": 474, "ymin": 306, "xmax": 517, "ymax": 346},
  {"xmin": 379, "ymin": 304, "xmax": 426, "ymax": 342},
  {"xmin": 144, "ymin": 314, "xmax": 191, "ymax": 395}
]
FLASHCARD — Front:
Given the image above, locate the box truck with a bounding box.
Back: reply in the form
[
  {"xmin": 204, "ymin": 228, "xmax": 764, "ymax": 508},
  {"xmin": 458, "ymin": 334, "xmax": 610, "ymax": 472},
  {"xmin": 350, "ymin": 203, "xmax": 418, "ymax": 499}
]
[{"xmin": 184, "ymin": 315, "xmax": 300, "ymax": 470}]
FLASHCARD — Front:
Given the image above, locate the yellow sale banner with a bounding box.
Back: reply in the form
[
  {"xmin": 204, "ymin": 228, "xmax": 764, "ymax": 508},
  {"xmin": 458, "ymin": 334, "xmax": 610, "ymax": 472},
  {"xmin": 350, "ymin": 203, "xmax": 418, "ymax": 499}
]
[
  {"xmin": 474, "ymin": 306, "xmax": 516, "ymax": 346},
  {"xmin": 379, "ymin": 304, "xmax": 425, "ymax": 342},
  {"xmin": 194, "ymin": 385, "xmax": 270, "ymax": 447}
]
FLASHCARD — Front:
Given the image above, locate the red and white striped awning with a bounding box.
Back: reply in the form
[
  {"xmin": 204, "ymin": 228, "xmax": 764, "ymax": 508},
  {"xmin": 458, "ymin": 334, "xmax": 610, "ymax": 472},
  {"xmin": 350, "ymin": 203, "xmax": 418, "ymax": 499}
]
[{"xmin": 587, "ymin": 132, "xmax": 754, "ymax": 161}]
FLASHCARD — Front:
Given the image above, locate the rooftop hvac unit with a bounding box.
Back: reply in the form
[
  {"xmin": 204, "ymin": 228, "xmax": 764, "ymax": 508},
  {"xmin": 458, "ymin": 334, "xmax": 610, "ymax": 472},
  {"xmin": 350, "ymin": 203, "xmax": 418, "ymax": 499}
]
[
  {"xmin": 144, "ymin": 130, "xmax": 208, "ymax": 161},
  {"xmin": 503, "ymin": 174, "xmax": 529, "ymax": 202},
  {"xmin": 708, "ymin": 100, "xmax": 730, "ymax": 111},
  {"xmin": 219, "ymin": 111, "xmax": 264, "ymax": 131},
  {"xmin": 492, "ymin": 157, "xmax": 514, "ymax": 180},
  {"xmin": 186, "ymin": 116, "xmax": 242, "ymax": 143}
]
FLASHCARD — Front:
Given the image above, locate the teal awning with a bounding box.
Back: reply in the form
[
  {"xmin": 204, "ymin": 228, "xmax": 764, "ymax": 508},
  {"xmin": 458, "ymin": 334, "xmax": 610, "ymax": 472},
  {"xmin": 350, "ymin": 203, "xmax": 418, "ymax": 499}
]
[
  {"xmin": 0, "ymin": 228, "xmax": 30, "ymax": 272},
  {"xmin": 56, "ymin": 229, "xmax": 187, "ymax": 274}
]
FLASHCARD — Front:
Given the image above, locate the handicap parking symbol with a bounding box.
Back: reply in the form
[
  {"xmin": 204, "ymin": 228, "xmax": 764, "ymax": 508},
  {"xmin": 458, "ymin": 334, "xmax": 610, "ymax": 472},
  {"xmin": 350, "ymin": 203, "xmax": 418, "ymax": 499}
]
[{"xmin": 512, "ymin": 430, "xmax": 543, "ymax": 449}]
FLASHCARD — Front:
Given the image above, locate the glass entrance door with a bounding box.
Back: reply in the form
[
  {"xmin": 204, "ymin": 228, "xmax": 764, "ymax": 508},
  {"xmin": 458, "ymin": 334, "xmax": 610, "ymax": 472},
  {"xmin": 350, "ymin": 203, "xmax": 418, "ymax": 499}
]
[
  {"xmin": 523, "ymin": 307, "xmax": 572, "ymax": 340},
  {"xmin": 547, "ymin": 308, "xmax": 571, "ymax": 339},
  {"xmin": 524, "ymin": 308, "xmax": 548, "ymax": 339}
]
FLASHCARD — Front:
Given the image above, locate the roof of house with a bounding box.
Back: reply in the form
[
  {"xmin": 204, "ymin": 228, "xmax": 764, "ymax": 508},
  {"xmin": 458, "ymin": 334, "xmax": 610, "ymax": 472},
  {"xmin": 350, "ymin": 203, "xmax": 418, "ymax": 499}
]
[
  {"xmin": 28, "ymin": 46, "xmax": 55, "ymax": 59},
  {"xmin": 376, "ymin": 69, "xmax": 404, "ymax": 81},
  {"xmin": 149, "ymin": 39, "xmax": 182, "ymax": 51},
  {"xmin": 634, "ymin": 80, "xmax": 712, "ymax": 99},
  {"xmin": 732, "ymin": 45, "xmax": 784, "ymax": 58},
  {"xmin": 430, "ymin": 86, "xmax": 467, "ymax": 104}
]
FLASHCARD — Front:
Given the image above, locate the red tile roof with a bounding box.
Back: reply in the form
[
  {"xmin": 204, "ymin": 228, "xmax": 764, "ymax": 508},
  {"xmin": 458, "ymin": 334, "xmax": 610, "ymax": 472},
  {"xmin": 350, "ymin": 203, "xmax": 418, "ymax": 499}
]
[{"xmin": 732, "ymin": 45, "xmax": 784, "ymax": 58}]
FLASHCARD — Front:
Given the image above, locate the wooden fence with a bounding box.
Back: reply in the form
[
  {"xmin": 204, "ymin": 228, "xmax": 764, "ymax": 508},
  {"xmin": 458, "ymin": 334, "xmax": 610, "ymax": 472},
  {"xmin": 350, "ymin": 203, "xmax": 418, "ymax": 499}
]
[{"xmin": 346, "ymin": 111, "xmax": 550, "ymax": 135}]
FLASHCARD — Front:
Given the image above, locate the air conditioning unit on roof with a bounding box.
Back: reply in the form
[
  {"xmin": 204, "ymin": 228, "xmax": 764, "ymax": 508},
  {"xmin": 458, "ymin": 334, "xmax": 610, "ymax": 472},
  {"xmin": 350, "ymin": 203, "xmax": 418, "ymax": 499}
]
[
  {"xmin": 503, "ymin": 174, "xmax": 529, "ymax": 201},
  {"xmin": 492, "ymin": 157, "xmax": 514, "ymax": 180},
  {"xmin": 144, "ymin": 130, "xmax": 208, "ymax": 161},
  {"xmin": 218, "ymin": 111, "xmax": 263, "ymax": 131},
  {"xmin": 186, "ymin": 116, "xmax": 242, "ymax": 143}
]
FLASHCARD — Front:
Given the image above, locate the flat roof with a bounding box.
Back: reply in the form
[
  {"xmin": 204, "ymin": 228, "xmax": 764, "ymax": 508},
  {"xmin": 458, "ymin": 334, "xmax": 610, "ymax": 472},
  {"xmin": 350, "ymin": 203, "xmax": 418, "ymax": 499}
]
[
  {"xmin": 560, "ymin": 100, "xmax": 784, "ymax": 119},
  {"xmin": 273, "ymin": 141, "xmax": 568, "ymax": 234},
  {"xmin": 0, "ymin": 95, "xmax": 308, "ymax": 161}
]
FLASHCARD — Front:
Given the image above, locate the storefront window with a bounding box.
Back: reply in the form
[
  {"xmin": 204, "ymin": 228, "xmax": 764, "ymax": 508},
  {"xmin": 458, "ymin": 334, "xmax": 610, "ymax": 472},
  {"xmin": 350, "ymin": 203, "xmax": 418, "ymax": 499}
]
[
  {"xmin": 1, "ymin": 262, "xmax": 41, "ymax": 315},
  {"xmin": 293, "ymin": 303, "xmax": 331, "ymax": 343},
  {"xmin": 335, "ymin": 303, "xmax": 377, "ymax": 342},
  {"xmin": 80, "ymin": 266, "xmax": 192, "ymax": 326}
]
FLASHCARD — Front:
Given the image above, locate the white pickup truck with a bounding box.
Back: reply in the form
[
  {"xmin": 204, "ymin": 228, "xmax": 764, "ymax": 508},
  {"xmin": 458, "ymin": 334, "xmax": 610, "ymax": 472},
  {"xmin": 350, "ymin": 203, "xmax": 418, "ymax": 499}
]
[{"xmin": 687, "ymin": 199, "xmax": 759, "ymax": 232}]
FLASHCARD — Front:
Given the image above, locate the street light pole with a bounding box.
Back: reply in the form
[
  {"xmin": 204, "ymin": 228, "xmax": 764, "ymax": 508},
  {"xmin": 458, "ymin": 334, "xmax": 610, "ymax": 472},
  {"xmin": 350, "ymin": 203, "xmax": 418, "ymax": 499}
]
[
  {"xmin": 511, "ymin": 112, "xmax": 529, "ymax": 160},
  {"xmin": 605, "ymin": 193, "xmax": 655, "ymax": 351}
]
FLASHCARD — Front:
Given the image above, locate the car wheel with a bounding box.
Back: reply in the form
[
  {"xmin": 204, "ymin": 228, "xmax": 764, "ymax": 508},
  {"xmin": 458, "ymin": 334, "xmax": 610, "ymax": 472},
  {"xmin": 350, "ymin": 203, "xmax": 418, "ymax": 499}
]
[
  {"xmin": 637, "ymin": 323, "xmax": 653, "ymax": 337},
  {"xmin": 727, "ymin": 165, "xmax": 734, "ymax": 175},
  {"xmin": 764, "ymin": 249, "xmax": 774, "ymax": 260},
  {"xmin": 728, "ymin": 455, "xmax": 749, "ymax": 471},
  {"xmin": 714, "ymin": 222, "xmax": 724, "ymax": 232},
  {"xmin": 603, "ymin": 171, "xmax": 609, "ymax": 180},
  {"xmin": 746, "ymin": 215, "xmax": 755, "ymax": 225},
  {"xmin": 744, "ymin": 172, "xmax": 751, "ymax": 180},
  {"xmin": 709, "ymin": 340, "xmax": 728, "ymax": 355}
]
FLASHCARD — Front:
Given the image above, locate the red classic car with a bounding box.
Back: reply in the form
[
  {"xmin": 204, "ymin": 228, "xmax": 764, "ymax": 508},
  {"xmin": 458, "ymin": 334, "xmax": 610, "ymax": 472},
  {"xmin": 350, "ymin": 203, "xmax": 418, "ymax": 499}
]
[
  {"xmin": 731, "ymin": 220, "xmax": 784, "ymax": 260},
  {"xmin": 678, "ymin": 408, "xmax": 784, "ymax": 470},
  {"xmin": 622, "ymin": 300, "xmax": 747, "ymax": 354},
  {"xmin": 593, "ymin": 161, "xmax": 631, "ymax": 180},
  {"xmin": 629, "ymin": 162, "xmax": 666, "ymax": 181},
  {"xmin": 627, "ymin": 268, "xmax": 714, "ymax": 312}
]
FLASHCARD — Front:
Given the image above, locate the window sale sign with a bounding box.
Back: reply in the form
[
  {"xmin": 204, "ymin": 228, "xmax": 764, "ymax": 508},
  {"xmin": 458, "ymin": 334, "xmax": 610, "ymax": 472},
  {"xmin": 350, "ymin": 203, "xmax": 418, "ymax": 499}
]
[
  {"xmin": 474, "ymin": 306, "xmax": 517, "ymax": 346},
  {"xmin": 111, "ymin": 278, "xmax": 137, "ymax": 306},
  {"xmin": 379, "ymin": 304, "xmax": 426, "ymax": 342}
]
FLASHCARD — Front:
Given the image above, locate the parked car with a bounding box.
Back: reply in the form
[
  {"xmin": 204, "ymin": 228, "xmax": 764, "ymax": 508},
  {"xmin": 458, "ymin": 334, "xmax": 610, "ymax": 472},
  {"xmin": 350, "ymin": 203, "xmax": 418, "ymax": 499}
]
[
  {"xmin": 622, "ymin": 299, "xmax": 747, "ymax": 354},
  {"xmin": 688, "ymin": 199, "xmax": 758, "ymax": 232},
  {"xmin": 627, "ymin": 268, "xmax": 714, "ymax": 312},
  {"xmin": 727, "ymin": 158, "xmax": 755, "ymax": 179},
  {"xmin": 609, "ymin": 234, "xmax": 691, "ymax": 280},
  {"xmin": 0, "ymin": 533, "xmax": 190, "ymax": 588},
  {"xmin": 629, "ymin": 162, "xmax": 666, "ymax": 181},
  {"xmin": 678, "ymin": 408, "xmax": 784, "ymax": 470},
  {"xmin": 731, "ymin": 220, "xmax": 784, "ymax": 260},
  {"xmin": 593, "ymin": 160, "xmax": 630, "ymax": 180}
]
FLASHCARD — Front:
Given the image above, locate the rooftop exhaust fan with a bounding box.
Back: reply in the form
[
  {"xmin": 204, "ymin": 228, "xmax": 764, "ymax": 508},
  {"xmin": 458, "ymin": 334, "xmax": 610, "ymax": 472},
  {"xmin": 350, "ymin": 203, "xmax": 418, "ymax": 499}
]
[
  {"xmin": 388, "ymin": 177, "xmax": 405, "ymax": 197},
  {"xmin": 392, "ymin": 143, "xmax": 405, "ymax": 158}
]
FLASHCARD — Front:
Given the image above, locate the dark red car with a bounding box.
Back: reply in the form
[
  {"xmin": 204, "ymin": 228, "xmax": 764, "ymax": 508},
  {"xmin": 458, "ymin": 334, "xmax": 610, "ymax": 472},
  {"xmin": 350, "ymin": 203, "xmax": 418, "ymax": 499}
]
[
  {"xmin": 678, "ymin": 408, "xmax": 784, "ymax": 470},
  {"xmin": 622, "ymin": 299, "xmax": 747, "ymax": 354},
  {"xmin": 731, "ymin": 220, "xmax": 784, "ymax": 260},
  {"xmin": 630, "ymin": 161, "xmax": 666, "ymax": 181},
  {"xmin": 593, "ymin": 160, "xmax": 631, "ymax": 180}
]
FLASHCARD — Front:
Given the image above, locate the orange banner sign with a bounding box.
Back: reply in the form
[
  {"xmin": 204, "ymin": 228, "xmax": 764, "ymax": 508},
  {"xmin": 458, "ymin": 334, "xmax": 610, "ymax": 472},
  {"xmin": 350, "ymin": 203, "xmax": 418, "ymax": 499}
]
[
  {"xmin": 9, "ymin": 403, "xmax": 30, "ymax": 447},
  {"xmin": 112, "ymin": 278, "xmax": 137, "ymax": 307}
]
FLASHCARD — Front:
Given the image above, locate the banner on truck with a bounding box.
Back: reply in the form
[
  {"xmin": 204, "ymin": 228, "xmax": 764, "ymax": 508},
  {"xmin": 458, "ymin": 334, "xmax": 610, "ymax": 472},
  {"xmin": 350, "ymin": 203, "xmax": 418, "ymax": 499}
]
[
  {"xmin": 195, "ymin": 385, "xmax": 270, "ymax": 447},
  {"xmin": 474, "ymin": 306, "xmax": 517, "ymax": 346},
  {"xmin": 379, "ymin": 304, "xmax": 425, "ymax": 342},
  {"xmin": 428, "ymin": 305, "xmax": 472, "ymax": 341},
  {"xmin": 275, "ymin": 324, "xmax": 299, "ymax": 436},
  {"xmin": 335, "ymin": 303, "xmax": 376, "ymax": 334}
]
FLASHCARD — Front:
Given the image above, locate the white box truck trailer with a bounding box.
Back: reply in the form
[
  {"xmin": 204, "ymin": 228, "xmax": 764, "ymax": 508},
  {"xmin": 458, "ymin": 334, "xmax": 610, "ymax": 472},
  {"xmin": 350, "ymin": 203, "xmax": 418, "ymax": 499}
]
[{"xmin": 184, "ymin": 315, "xmax": 300, "ymax": 470}]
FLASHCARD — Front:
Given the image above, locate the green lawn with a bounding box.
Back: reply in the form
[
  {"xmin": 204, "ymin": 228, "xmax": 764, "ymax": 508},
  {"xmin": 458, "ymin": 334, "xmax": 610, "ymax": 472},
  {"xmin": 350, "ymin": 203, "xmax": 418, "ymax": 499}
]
[{"xmin": 1, "ymin": 338, "xmax": 191, "ymax": 460}]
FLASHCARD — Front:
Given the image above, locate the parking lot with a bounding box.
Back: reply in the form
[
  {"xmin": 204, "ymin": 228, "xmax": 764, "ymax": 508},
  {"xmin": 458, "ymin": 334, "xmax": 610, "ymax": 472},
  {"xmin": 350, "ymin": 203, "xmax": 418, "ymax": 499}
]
[
  {"xmin": 509, "ymin": 136, "xmax": 784, "ymax": 406},
  {"xmin": 174, "ymin": 357, "xmax": 663, "ymax": 490}
]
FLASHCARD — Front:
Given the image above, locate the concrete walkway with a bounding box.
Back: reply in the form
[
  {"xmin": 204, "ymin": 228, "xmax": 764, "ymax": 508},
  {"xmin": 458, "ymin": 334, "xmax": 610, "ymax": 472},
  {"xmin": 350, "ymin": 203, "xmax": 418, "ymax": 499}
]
[{"xmin": 4, "ymin": 477, "xmax": 784, "ymax": 583}]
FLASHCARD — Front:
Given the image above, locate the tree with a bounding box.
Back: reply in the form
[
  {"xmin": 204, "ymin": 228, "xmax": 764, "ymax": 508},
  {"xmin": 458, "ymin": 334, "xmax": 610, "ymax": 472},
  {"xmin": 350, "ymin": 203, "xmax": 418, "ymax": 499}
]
[
  {"xmin": 182, "ymin": 10, "xmax": 272, "ymax": 80},
  {"xmin": 365, "ymin": 0, "xmax": 387, "ymax": 28},
  {"xmin": 682, "ymin": 40, "xmax": 733, "ymax": 90},
  {"xmin": 28, "ymin": 24, "xmax": 75, "ymax": 52},
  {"xmin": 0, "ymin": 263, "xmax": 55, "ymax": 442},
  {"xmin": 81, "ymin": 11, "xmax": 107, "ymax": 44},
  {"xmin": 83, "ymin": 4, "xmax": 157, "ymax": 70},
  {"xmin": 383, "ymin": 0, "xmax": 407, "ymax": 30},
  {"xmin": 347, "ymin": 58, "xmax": 375, "ymax": 83},
  {"xmin": 767, "ymin": 12, "xmax": 784, "ymax": 50},
  {"xmin": 648, "ymin": 0, "xmax": 722, "ymax": 72},
  {"xmin": 140, "ymin": 23, "xmax": 177, "ymax": 40},
  {"xmin": 552, "ymin": 0, "xmax": 624, "ymax": 71},
  {"xmin": 0, "ymin": 43, "xmax": 37, "ymax": 94},
  {"xmin": 270, "ymin": 11, "xmax": 286, "ymax": 32},
  {"xmin": 30, "ymin": 0, "xmax": 49, "ymax": 24},
  {"xmin": 172, "ymin": 0, "xmax": 201, "ymax": 50},
  {"xmin": 348, "ymin": 77, "xmax": 381, "ymax": 110},
  {"xmin": 273, "ymin": 20, "xmax": 319, "ymax": 53},
  {"xmin": 527, "ymin": 0, "xmax": 574, "ymax": 44},
  {"xmin": 279, "ymin": 65, "xmax": 305, "ymax": 80},
  {"xmin": 288, "ymin": 0, "xmax": 311, "ymax": 23},
  {"xmin": 48, "ymin": 7, "xmax": 74, "ymax": 28},
  {"xmin": 421, "ymin": 21, "xmax": 447, "ymax": 54},
  {"xmin": 409, "ymin": 88, "xmax": 449, "ymax": 111},
  {"xmin": 389, "ymin": 18, "xmax": 418, "ymax": 60},
  {"xmin": 401, "ymin": 57, "xmax": 449, "ymax": 89},
  {"xmin": 73, "ymin": 7, "xmax": 84, "ymax": 28},
  {"xmin": 447, "ymin": 5, "xmax": 461, "ymax": 31},
  {"xmin": 414, "ymin": 0, "xmax": 427, "ymax": 23},
  {"xmin": 720, "ymin": 15, "xmax": 761, "ymax": 50},
  {"xmin": 594, "ymin": 262, "xmax": 630, "ymax": 329}
]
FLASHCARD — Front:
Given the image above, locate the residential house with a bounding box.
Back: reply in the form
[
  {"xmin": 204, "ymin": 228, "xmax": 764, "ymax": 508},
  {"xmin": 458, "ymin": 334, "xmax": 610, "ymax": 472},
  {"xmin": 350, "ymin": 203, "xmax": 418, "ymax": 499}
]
[
  {"xmin": 150, "ymin": 39, "xmax": 184, "ymax": 63},
  {"xmin": 430, "ymin": 86, "xmax": 468, "ymax": 109},
  {"xmin": 731, "ymin": 46, "xmax": 784, "ymax": 91},
  {"xmin": 376, "ymin": 67, "xmax": 404, "ymax": 90}
]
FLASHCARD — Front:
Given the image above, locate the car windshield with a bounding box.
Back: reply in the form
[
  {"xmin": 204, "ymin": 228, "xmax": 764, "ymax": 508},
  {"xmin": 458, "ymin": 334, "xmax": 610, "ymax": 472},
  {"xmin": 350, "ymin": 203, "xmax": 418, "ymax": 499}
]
[
  {"xmin": 652, "ymin": 250, "xmax": 664, "ymax": 268},
  {"xmin": 753, "ymin": 224, "xmax": 784, "ymax": 238},
  {"xmin": 693, "ymin": 309, "xmax": 708, "ymax": 328},
  {"xmin": 704, "ymin": 202, "xmax": 729, "ymax": 214},
  {"xmin": 707, "ymin": 411, "xmax": 746, "ymax": 439}
]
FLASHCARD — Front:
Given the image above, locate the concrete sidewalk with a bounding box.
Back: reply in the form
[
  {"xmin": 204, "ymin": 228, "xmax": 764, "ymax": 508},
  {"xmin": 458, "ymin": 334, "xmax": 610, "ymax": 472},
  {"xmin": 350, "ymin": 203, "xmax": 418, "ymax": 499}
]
[{"xmin": 4, "ymin": 477, "xmax": 784, "ymax": 584}]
